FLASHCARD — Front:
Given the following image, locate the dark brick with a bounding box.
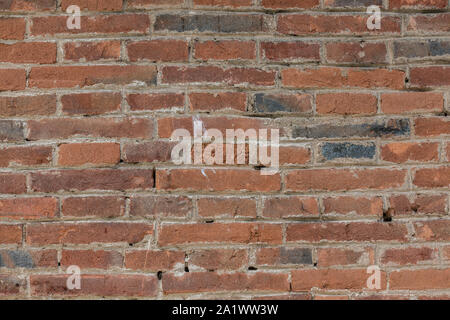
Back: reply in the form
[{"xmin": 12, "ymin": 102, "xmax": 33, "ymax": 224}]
[
  {"xmin": 130, "ymin": 195, "xmax": 192, "ymax": 218},
  {"xmin": 394, "ymin": 41, "xmax": 429, "ymax": 58},
  {"xmin": 254, "ymin": 93, "xmax": 312, "ymax": 113},
  {"xmin": 321, "ymin": 142, "xmax": 376, "ymax": 161},
  {"xmin": 325, "ymin": 0, "xmax": 382, "ymax": 7},
  {"xmin": 0, "ymin": 121, "xmax": 24, "ymax": 142},
  {"xmin": 154, "ymin": 14, "xmax": 268, "ymax": 33},
  {"xmin": 292, "ymin": 119, "xmax": 410, "ymax": 139},
  {"xmin": 5, "ymin": 250, "xmax": 34, "ymax": 268},
  {"xmin": 430, "ymin": 40, "xmax": 450, "ymax": 56},
  {"xmin": 280, "ymin": 248, "xmax": 313, "ymax": 265}
]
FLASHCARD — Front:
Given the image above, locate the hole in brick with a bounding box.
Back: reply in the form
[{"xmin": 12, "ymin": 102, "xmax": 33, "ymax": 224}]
[
  {"xmin": 157, "ymin": 271, "xmax": 163, "ymax": 280},
  {"xmin": 383, "ymin": 208, "xmax": 394, "ymax": 222},
  {"xmin": 313, "ymin": 263, "xmax": 317, "ymax": 267},
  {"xmin": 405, "ymin": 78, "xmax": 409, "ymax": 83},
  {"xmin": 129, "ymin": 243, "xmax": 133, "ymax": 247},
  {"xmin": 57, "ymin": 262, "xmax": 61, "ymax": 266},
  {"xmin": 205, "ymin": 220, "xmax": 214, "ymax": 224},
  {"xmin": 185, "ymin": 266, "xmax": 190, "ymax": 273},
  {"xmin": 248, "ymin": 266, "xmax": 257, "ymax": 271},
  {"xmin": 253, "ymin": 165, "xmax": 266, "ymax": 171}
]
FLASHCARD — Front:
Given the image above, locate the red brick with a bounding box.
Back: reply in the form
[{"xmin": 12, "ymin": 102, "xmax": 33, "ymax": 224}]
[
  {"xmin": 61, "ymin": 250, "xmax": 123, "ymax": 269},
  {"xmin": 0, "ymin": 225, "xmax": 22, "ymax": 244},
  {"xmin": 189, "ymin": 92, "xmax": 246, "ymax": 112},
  {"xmin": 127, "ymin": 40, "xmax": 188, "ymax": 62},
  {"xmin": 292, "ymin": 269, "xmax": 387, "ymax": 291},
  {"xmin": 413, "ymin": 167, "xmax": 450, "ymax": 188},
  {"xmin": 262, "ymin": 196, "xmax": 318, "ymax": 218},
  {"xmin": 27, "ymin": 222, "xmax": 153, "ymax": 245},
  {"xmin": 127, "ymin": 93, "xmax": 184, "ymax": 111},
  {"xmin": 129, "ymin": 0, "xmax": 184, "ymax": 7},
  {"xmin": 390, "ymin": 0, "xmax": 447, "ymax": 9},
  {"xmin": 58, "ymin": 143, "xmax": 120, "ymax": 166},
  {"xmin": 381, "ymin": 247, "xmax": 437, "ymax": 266},
  {"xmin": 390, "ymin": 269, "xmax": 450, "ymax": 290},
  {"xmin": 0, "ymin": 146, "xmax": 52, "ymax": 168},
  {"xmin": 130, "ymin": 195, "xmax": 192, "ymax": 218},
  {"xmin": 61, "ymin": 0, "xmax": 123, "ymax": 11},
  {"xmin": 157, "ymin": 169, "xmax": 281, "ymax": 192},
  {"xmin": 30, "ymin": 169, "xmax": 154, "ymax": 192},
  {"xmin": 125, "ymin": 250, "xmax": 185, "ymax": 271},
  {"xmin": 261, "ymin": 0, "xmax": 319, "ymax": 9},
  {"xmin": 0, "ymin": 275, "xmax": 25, "ymax": 296},
  {"xmin": 278, "ymin": 14, "xmax": 401, "ymax": 35},
  {"xmin": 0, "ymin": 95, "xmax": 56, "ymax": 117},
  {"xmin": 123, "ymin": 141, "xmax": 175, "ymax": 163},
  {"xmin": 282, "ymin": 68, "xmax": 405, "ymax": 89},
  {"xmin": 323, "ymin": 196, "xmax": 383, "ymax": 216},
  {"xmin": 159, "ymin": 223, "xmax": 282, "ymax": 246},
  {"xmin": 414, "ymin": 220, "xmax": 450, "ymax": 241},
  {"xmin": 0, "ymin": 173, "xmax": 27, "ymax": 194},
  {"xmin": 31, "ymin": 14, "xmax": 150, "ymax": 36},
  {"xmin": 381, "ymin": 92, "xmax": 443, "ymax": 114},
  {"xmin": 316, "ymin": 93, "xmax": 377, "ymax": 115},
  {"xmin": 61, "ymin": 92, "xmax": 121, "ymax": 116},
  {"xmin": 287, "ymin": 222, "xmax": 408, "ymax": 242},
  {"xmin": 194, "ymin": 0, "xmax": 252, "ymax": 7},
  {"xmin": 189, "ymin": 249, "xmax": 248, "ymax": 270},
  {"xmin": 381, "ymin": 142, "xmax": 439, "ymax": 163},
  {"xmin": 407, "ymin": 13, "xmax": 450, "ymax": 33},
  {"xmin": 261, "ymin": 41, "xmax": 319, "ymax": 62},
  {"xmin": 62, "ymin": 196, "xmax": 125, "ymax": 218},
  {"xmin": 411, "ymin": 66, "xmax": 450, "ymax": 88},
  {"xmin": 0, "ymin": 18, "xmax": 26, "ymax": 40},
  {"xmin": 64, "ymin": 41, "xmax": 121, "ymax": 62},
  {"xmin": 414, "ymin": 118, "xmax": 450, "ymax": 137},
  {"xmin": 318, "ymin": 248, "xmax": 373, "ymax": 267},
  {"xmin": 0, "ymin": 42, "xmax": 56, "ymax": 64},
  {"xmin": 326, "ymin": 42, "xmax": 387, "ymax": 64},
  {"xmin": 286, "ymin": 168, "xmax": 407, "ymax": 192},
  {"xmin": 0, "ymin": 198, "xmax": 58, "ymax": 220},
  {"xmin": 0, "ymin": 0, "xmax": 56, "ymax": 12},
  {"xmin": 27, "ymin": 118, "xmax": 153, "ymax": 140},
  {"xmin": 444, "ymin": 246, "xmax": 450, "ymax": 260},
  {"xmin": 157, "ymin": 116, "xmax": 272, "ymax": 138},
  {"xmin": 388, "ymin": 194, "xmax": 447, "ymax": 215},
  {"xmin": 0, "ymin": 69, "xmax": 26, "ymax": 91},
  {"xmin": 197, "ymin": 197, "xmax": 257, "ymax": 218},
  {"xmin": 31, "ymin": 274, "xmax": 158, "ymax": 297},
  {"xmin": 29, "ymin": 65, "xmax": 157, "ymax": 88},
  {"xmin": 163, "ymin": 272, "xmax": 289, "ymax": 294},
  {"xmin": 162, "ymin": 66, "xmax": 276, "ymax": 86},
  {"xmin": 195, "ymin": 40, "xmax": 256, "ymax": 61},
  {"xmin": 279, "ymin": 145, "xmax": 311, "ymax": 165}
]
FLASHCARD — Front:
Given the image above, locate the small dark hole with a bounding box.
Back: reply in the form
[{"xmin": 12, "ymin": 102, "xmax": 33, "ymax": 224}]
[
  {"xmin": 248, "ymin": 266, "xmax": 257, "ymax": 271},
  {"xmin": 185, "ymin": 266, "xmax": 190, "ymax": 272},
  {"xmin": 157, "ymin": 271, "xmax": 163, "ymax": 280},
  {"xmin": 129, "ymin": 243, "xmax": 133, "ymax": 246},
  {"xmin": 383, "ymin": 208, "xmax": 394, "ymax": 222},
  {"xmin": 205, "ymin": 220, "xmax": 214, "ymax": 224}
]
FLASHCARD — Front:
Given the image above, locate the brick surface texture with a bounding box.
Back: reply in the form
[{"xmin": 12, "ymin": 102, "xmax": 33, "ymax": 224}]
[{"xmin": 0, "ymin": 0, "xmax": 449, "ymax": 300}]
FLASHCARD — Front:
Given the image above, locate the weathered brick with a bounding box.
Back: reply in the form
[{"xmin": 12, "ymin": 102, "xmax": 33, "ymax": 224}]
[
  {"xmin": 407, "ymin": 13, "xmax": 450, "ymax": 34},
  {"xmin": 286, "ymin": 168, "xmax": 406, "ymax": 191},
  {"xmin": 318, "ymin": 248, "xmax": 372, "ymax": 267},
  {"xmin": 262, "ymin": 196, "xmax": 318, "ymax": 218},
  {"xmin": 287, "ymin": 222, "xmax": 408, "ymax": 242},
  {"xmin": 413, "ymin": 167, "xmax": 450, "ymax": 188},
  {"xmin": 319, "ymin": 142, "xmax": 376, "ymax": 161},
  {"xmin": 62, "ymin": 196, "xmax": 125, "ymax": 218},
  {"xmin": 123, "ymin": 141, "xmax": 175, "ymax": 163},
  {"xmin": 390, "ymin": 0, "xmax": 447, "ymax": 9},
  {"xmin": 159, "ymin": 223, "xmax": 283, "ymax": 246},
  {"xmin": 261, "ymin": 41, "xmax": 320, "ymax": 62},
  {"xmin": 61, "ymin": 0, "xmax": 123, "ymax": 11},
  {"xmin": 414, "ymin": 118, "xmax": 450, "ymax": 137},
  {"xmin": 157, "ymin": 169, "xmax": 281, "ymax": 192},
  {"xmin": 381, "ymin": 142, "xmax": 439, "ymax": 163},
  {"xmin": 414, "ymin": 220, "xmax": 450, "ymax": 241},
  {"xmin": 323, "ymin": 196, "xmax": 383, "ymax": 216},
  {"xmin": 58, "ymin": 143, "xmax": 120, "ymax": 166},
  {"xmin": 31, "ymin": 274, "xmax": 158, "ymax": 297},
  {"xmin": 195, "ymin": 40, "xmax": 255, "ymax": 61},
  {"xmin": 61, "ymin": 250, "xmax": 123, "ymax": 269},
  {"xmin": 410, "ymin": 66, "xmax": 450, "ymax": 87},
  {"xmin": 128, "ymin": 93, "xmax": 184, "ymax": 111},
  {"xmin": 27, "ymin": 222, "xmax": 153, "ymax": 245},
  {"xmin": 189, "ymin": 249, "xmax": 248, "ymax": 270},
  {"xmin": 130, "ymin": 195, "xmax": 192, "ymax": 218},
  {"xmin": 381, "ymin": 247, "xmax": 437, "ymax": 266},
  {"xmin": 0, "ymin": 18, "xmax": 26, "ymax": 40},
  {"xmin": 0, "ymin": 225, "xmax": 22, "ymax": 244},
  {"xmin": 0, "ymin": 146, "xmax": 52, "ymax": 167},
  {"xmin": 0, "ymin": 42, "xmax": 56, "ymax": 64},
  {"xmin": 390, "ymin": 269, "xmax": 450, "ymax": 290},
  {"xmin": 254, "ymin": 93, "xmax": 312, "ymax": 113},
  {"xmin": 0, "ymin": 275, "xmax": 26, "ymax": 296},
  {"xmin": 0, "ymin": 173, "xmax": 27, "ymax": 194},
  {"xmin": 316, "ymin": 93, "xmax": 377, "ymax": 115},
  {"xmin": 197, "ymin": 197, "xmax": 257, "ymax": 218},
  {"xmin": 256, "ymin": 248, "xmax": 313, "ymax": 266},
  {"xmin": 64, "ymin": 41, "xmax": 121, "ymax": 62},
  {"xmin": 326, "ymin": 42, "xmax": 387, "ymax": 64},
  {"xmin": 381, "ymin": 92, "xmax": 443, "ymax": 114},
  {"xmin": 262, "ymin": 0, "xmax": 319, "ymax": 9},
  {"xmin": 0, "ymin": 198, "xmax": 58, "ymax": 220},
  {"xmin": 0, "ymin": 69, "xmax": 26, "ymax": 91},
  {"xmin": 127, "ymin": 40, "xmax": 189, "ymax": 62},
  {"xmin": 163, "ymin": 272, "xmax": 289, "ymax": 294},
  {"xmin": 389, "ymin": 194, "xmax": 447, "ymax": 216},
  {"xmin": 0, "ymin": 0, "xmax": 56, "ymax": 12},
  {"xmin": 61, "ymin": 92, "xmax": 121, "ymax": 116},
  {"xmin": 30, "ymin": 169, "xmax": 154, "ymax": 192},
  {"xmin": 0, "ymin": 249, "xmax": 57, "ymax": 268},
  {"xmin": 189, "ymin": 92, "xmax": 246, "ymax": 112},
  {"xmin": 125, "ymin": 250, "xmax": 185, "ymax": 271},
  {"xmin": 0, "ymin": 95, "xmax": 56, "ymax": 117}
]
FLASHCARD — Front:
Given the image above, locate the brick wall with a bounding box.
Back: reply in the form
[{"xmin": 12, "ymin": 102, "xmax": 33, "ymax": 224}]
[{"xmin": 0, "ymin": 0, "xmax": 449, "ymax": 299}]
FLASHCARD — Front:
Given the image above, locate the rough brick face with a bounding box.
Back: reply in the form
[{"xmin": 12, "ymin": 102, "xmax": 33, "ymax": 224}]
[{"xmin": 0, "ymin": 0, "xmax": 448, "ymax": 301}]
